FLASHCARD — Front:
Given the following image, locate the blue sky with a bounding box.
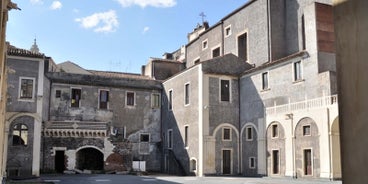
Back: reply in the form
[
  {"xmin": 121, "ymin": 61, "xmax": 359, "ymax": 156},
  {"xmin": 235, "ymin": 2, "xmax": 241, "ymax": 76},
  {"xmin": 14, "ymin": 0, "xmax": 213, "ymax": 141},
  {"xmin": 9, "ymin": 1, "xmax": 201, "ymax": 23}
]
[{"xmin": 7, "ymin": 0, "xmax": 248, "ymax": 73}]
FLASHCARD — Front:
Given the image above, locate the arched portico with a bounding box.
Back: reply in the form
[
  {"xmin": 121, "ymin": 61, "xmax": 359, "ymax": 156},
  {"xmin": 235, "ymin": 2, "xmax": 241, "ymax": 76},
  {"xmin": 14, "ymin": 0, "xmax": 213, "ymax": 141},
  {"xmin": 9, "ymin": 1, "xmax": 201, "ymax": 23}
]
[{"xmin": 76, "ymin": 146, "xmax": 104, "ymax": 171}]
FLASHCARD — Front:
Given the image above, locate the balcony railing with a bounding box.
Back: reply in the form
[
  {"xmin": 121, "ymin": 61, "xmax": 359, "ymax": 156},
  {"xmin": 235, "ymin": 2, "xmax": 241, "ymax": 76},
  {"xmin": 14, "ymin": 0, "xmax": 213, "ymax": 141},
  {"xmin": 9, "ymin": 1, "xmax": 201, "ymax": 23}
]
[
  {"xmin": 43, "ymin": 121, "xmax": 108, "ymax": 137},
  {"xmin": 265, "ymin": 95, "xmax": 338, "ymax": 115}
]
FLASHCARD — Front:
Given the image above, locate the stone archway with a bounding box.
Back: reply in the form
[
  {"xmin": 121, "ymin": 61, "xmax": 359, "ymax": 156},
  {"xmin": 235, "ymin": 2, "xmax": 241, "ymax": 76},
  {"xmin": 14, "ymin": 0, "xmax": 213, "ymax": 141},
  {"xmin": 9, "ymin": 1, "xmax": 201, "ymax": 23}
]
[
  {"xmin": 331, "ymin": 117, "xmax": 341, "ymax": 179},
  {"xmin": 294, "ymin": 117, "xmax": 320, "ymax": 178},
  {"xmin": 76, "ymin": 147, "xmax": 104, "ymax": 171},
  {"xmin": 266, "ymin": 121, "xmax": 285, "ymax": 176}
]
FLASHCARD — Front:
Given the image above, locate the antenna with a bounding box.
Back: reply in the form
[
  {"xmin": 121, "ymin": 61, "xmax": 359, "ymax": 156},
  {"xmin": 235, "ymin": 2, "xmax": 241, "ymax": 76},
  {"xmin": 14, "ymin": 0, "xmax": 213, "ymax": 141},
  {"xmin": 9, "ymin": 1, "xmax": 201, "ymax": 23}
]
[{"xmin": 199, "ymin": 12, "xmax": 206, "ymax": 23}]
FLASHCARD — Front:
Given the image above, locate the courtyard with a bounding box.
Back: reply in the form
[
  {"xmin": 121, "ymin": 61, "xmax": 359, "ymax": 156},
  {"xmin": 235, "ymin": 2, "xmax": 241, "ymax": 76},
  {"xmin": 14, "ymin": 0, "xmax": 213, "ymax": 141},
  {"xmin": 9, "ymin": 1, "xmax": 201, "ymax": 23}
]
[{"xmin": 9, "ymin": 174, "xmax": 342, "ymax": 184}]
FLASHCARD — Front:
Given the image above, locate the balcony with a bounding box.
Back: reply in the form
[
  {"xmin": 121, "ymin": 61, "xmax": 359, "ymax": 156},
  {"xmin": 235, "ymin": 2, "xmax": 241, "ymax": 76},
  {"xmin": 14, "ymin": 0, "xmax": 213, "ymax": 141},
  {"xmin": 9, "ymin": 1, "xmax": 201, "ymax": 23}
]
[
  {"xmin": 265, "ymin": 95, "xmax": 338, "ymax": 115},
  {"xmin": 43, "ymin": 121, "xmax": 108, "ymax": 137}
]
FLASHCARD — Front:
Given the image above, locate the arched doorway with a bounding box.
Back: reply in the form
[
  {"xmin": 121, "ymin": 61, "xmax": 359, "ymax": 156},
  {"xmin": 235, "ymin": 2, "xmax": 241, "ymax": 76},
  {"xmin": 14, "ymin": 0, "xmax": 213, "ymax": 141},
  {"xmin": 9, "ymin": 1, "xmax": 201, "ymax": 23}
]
[
  {"xmin": 76, "ymin": 147, "xmax": 104, "ymax": 171},
  {"xmin": 266, "ymin": 121, "xmax": 285, "ymax": 176},
  {"xmin": 6, "ymin": 116, "xmax": 34, "ymax": 178},
  {"xmin": 295, "ymin": 117, "xmax": 320, "ymax": 178},
  {"xmin": 331, "ymin": 117, "xmax": 341, "ymax": 179}
]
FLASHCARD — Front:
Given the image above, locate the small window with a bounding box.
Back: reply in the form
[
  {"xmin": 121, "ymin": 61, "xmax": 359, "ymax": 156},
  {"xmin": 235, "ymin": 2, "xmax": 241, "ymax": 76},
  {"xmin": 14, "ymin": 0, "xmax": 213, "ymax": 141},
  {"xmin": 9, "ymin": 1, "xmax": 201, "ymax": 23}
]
[
  {"xmin": 272, "ymin": 124, "xmax": 279, "ymax": 138},
  {"xmin": 190, "ymin": 159, "xmax": 197, "ymax": 171},
  {"xmin": 184, "ymin": 83, "xmax": 190, "ymax": 105},
  {"xmin": 168, "ymin": 129, "xmax": 173, "ymax": 149},
  {"xmin": 184, "ymin": 126, "xmax": 189, "ymax": 148},
  {"xmin": 262, "ymin": 72, "xmax": 269, "ymax": 90},
  {"xmin": 55, "ymin": 90, "xmax": 61, "ymax": 98},
  {"xmin": 303, "ymin": 125, "xmax": 311, "ymax": 136},
  {"xmin": 212, "ymin": 47, "xmax": 221, "ymax": 58},
  {"xmin": 246, "ymin": 127, "xmax": 253, "ymax": 141},
  {"xmin": 238, "ymin": 32, "xmax": 248, "ymax": 61},
  {"xmin": 194, "ymin": 58, "xmax": 200, "ymax": 64},
  {"xmin": 225, "ymin": 25, "xmax": 232, "ymax": 37},
  {"xmin": 249, "ymin": 157, "xmax": 256, "ymax": 169},
  {"xmin": 19, "ymin": 78, "xmax": 34, "ymax": 99},
  {"xmin": 223, "ymin": 128, "xmax": 231, "ymax": 141},
  {"xmin": 294, "ymin": 61, "xmax": 302, "ymax": 81},
  {"xmin": 168, "ymin": 90, "xmax": 173, "ymax": 110},
  {"xmin": 140, "ymin": 133, "xmax": 150, "ymax": 142},
  {"xmin": 99, "ymin": 90, "xmax": 109, "ymax": 109},
  {"xmin": 151, "ymin": 93, "xmax": 161, "ymax": 108},
  {"xmin": 220, "ymin": 79, "xmax": 230, "ymax": 102},
  {"xmin": 126, "ymin": 92, "xmax": 135, "ymax": 106},
  {"xmin": 202, "ymin": 39, "xmax": 208, "ymax": 50},
  {"xmin": 12, "ymin": 124, "xmax": 28, "ymax": 146},
  {"xmin": 71, "ymin": 88, "xmax": 81, "ymax": 108}
]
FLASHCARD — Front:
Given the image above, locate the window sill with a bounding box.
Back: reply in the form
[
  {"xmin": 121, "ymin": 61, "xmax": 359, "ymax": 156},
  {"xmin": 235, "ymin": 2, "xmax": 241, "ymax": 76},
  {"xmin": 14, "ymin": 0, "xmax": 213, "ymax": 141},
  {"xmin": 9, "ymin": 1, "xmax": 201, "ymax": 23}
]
[
  {"xmin": 18, "ymin": 98, "xmax": 35, "ymax": 102},
  {"xmin": 245, "ymin": 139, "xmax": 253, "ymax": 142},
  {"xmin": 293, "ymin": 79, "xmax": 305, "ymax": 84},
  {"xmin": 261, "ymin": 88, "xmax": 270, "ymax": 92}
]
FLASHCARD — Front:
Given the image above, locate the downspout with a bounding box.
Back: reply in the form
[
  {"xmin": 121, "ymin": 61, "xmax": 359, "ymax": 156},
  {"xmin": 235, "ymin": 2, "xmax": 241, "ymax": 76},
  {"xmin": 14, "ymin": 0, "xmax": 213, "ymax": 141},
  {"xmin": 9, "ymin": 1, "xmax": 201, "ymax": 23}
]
[
  {"xmin": 238, "ymin": 77, "xmax": 242, "ymax": 174},
  {"xmin": 267, "ymin": 0, "xmax": 272, "ymax": 62}
]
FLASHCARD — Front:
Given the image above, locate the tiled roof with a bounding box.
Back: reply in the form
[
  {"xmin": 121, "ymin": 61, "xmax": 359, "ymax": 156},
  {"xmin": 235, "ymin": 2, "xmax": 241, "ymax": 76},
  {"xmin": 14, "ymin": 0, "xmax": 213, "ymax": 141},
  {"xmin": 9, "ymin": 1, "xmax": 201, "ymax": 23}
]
[
  {"xmin": 7, "ymin": 44, "xmax": 45, "ymax": 58},
  {"xmin": 88, "ymin": 70, "xmax": 151, "ymax": 80}
]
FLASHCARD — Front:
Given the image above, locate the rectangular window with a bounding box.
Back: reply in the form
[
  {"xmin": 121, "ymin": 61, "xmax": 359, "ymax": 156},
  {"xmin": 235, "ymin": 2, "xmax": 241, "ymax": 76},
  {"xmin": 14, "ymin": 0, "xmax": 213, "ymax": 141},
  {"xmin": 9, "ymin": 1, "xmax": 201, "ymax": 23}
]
[
  {"xmin": 168, "ymin": 129, "xmax": 173, "ymax": 149},
  {"xmin": 262, "ymin": 72, "xmax": 269, "ymax": 90},
  {"xmin": 99, "ymin": 90, "xmax": 109, "ymax": 109},
  {"xmin": 238, "ymin": 32, "xmax": 248, "ymax": 61},
  {"xmin": 140, "ymin": 133, "xmax": 150, "ymax": 142},
  {"xmin": 168, "ymin": 90, "xmax": 173, "ymax": 110},
  {"xmin": 126, "ymin": 92, "xmax": 135, "ymax": 106},
  {"xmin": 20, "ymin": 78, "xmax": 34, "ymax": 99},
  {"xmin": 55, "ymin": 90, "xmax": 61, "ymax": 98},
  {"xmin": 184, "ymin": 126, "xmax": 189, "ymax": 148},
  {"xmin": 294, "ymin": 61, "xmax": 302, "ymax": 81},
  {"xmin": 151, "ymin": 93, "xmax": 160, "ymax": 108},
  {"xmin": 184, "ymin": 83, "xmax": 190, "ymax": 105},
  {"xmin": 272, "ymin": 124, "xmax": 279, "ymax": 138},
  {"xmin": 223, "ymin": 128, "xmax": 231, "ymax": 141},
  {"xmin": 225, "ymin": 25, "xmax": 231, "ymax": 37},
  {"xmin": 71, "ymin": 88, "xmax": 81, "ymax": 108},
  {"xmin": 202, "ymin": 39, "xmax": 208, "ymax": 50},
  {"xmin": 302, "ymin": 15, "xmax": 306, "ymax": 50},
  {"xmin": 212, "ymin": 47, "xmax": 221, "ymax": 58},
  {"xmin": 249, "ymin": 157, "xmax": 256, "ymax": 169},
  {"xmin": 246, "ymin": 127, "xmax": 253, "ymax": 141},
  {"xmin": 194, "ymin": 58, "xmax": 200, "ymax": 65},
  {"xmin": 220, "ymin": 79, "xmax": 230, "ymax": 102},
  {"xmin": 303, "ymin": 125, "xmax": 311, "ymax": 136}
]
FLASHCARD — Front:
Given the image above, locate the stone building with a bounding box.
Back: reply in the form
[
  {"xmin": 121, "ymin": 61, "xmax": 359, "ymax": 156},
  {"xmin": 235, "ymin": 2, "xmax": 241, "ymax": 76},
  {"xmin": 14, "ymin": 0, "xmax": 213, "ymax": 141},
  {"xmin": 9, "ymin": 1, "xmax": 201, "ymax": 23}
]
[
  {"xmin": 3, "ymin": 0, "xmax": 341, "ymax": 180},
  {"xmin": 158, "ymin": 0, "xmax": 341, "ymax": 179}
]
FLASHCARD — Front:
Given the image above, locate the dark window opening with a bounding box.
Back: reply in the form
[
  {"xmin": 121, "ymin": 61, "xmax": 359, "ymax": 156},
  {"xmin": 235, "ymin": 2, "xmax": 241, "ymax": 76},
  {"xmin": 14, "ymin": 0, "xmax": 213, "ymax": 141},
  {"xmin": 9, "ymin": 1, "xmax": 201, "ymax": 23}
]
[
  {"xmin": 238, "ymin": 33, "xmax": 248, "ymax": 61},
  {"xmin": 304, "ymin": 149, "xmax": 312, "ymax": 175},
  {"xmin": 223, "ymin": 128, "xmax": 231, "ymax": 140},
  {"xmin": 71, "ymin": 88, "xmax": 81, "ymax": 108},
  {"xmin": 212, "ymin": 47, "xmax": 220, "ymax": 58},
  {"xmin": 220, "ymin": 80, "xmax": 230, "ymax": 102},
  {"xmin": 185, "ymin": 84, "xmax": 190, "ymax": 105},
  {"xmin": 303, "ymin": 125, "xmax": 311, "ymax": 136},
  {"xmin": 272, "ymin": 124, "xmax": 279, "ymax": 138},
  {"xmin": 194, "ymin": 59, "xmax": 200, "ymax": 64},
  {"xmin": 272, "ymin": 150, "xmax": 280, "ymax": 174},
  {"xmin": 168, "ymin": 90, "xmax": 173, "ymax": 110},
  {"xmin": 126, "ymin": 92, "xmax": 135, "ymax": 106},
  {"xmin": 140, "ymin": 134, "xmax": 150, "ymax": 142},
  {"xmin": 55, "ymin": 90, "xmax": 61, "ymax": 98},
  {"xmin": 99, "ymin": 90, "xmax": 109, "ymax": 109},
  {"xmin": 12, "ymin": 124, "xmax": 28, "ymax": 146},
  {"xmin": 184, "ymin": 126, "xmax": 188, "ymax": 147},
  {"xmin": 247, "ymin": 127, "xmax": 253, "ymax": 140},
  {"xmin": 294, "ymin": 61, "xmax": 302, "ymax": 81},
  {"xmin": 262, "ymin": 72, "xmax": 269, "ymax": 90},
  {"xmin": 20, "ymin": 78, "xmax": 33, "ymax": 99}
]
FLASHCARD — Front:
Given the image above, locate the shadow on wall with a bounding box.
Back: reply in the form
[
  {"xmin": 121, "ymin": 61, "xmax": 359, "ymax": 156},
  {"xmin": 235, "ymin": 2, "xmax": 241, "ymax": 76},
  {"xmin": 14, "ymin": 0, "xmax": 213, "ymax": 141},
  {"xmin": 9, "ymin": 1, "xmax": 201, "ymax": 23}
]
[{"xmin": 161, "ymin": 90, "xmax": 192, "ymax": 176}]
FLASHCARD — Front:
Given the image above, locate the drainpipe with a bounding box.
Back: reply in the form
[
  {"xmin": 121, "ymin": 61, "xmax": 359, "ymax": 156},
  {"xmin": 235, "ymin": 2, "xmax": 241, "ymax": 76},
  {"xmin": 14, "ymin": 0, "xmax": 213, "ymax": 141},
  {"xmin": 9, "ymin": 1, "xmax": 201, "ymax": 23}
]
[
  {"xmin": 267, "ymin": 0, "xmax": 272, "ymax": 62},
  {"xmin": 238, "ymin": 78, "xmax": 241, "ymax": 174}
]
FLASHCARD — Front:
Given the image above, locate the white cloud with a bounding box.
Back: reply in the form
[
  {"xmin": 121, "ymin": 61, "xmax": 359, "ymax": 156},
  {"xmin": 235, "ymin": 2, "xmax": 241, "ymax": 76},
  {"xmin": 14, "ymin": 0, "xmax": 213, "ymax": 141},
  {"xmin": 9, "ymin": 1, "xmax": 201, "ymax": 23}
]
[
  {"xmin": 30, "ymin": 0, "xmax": 43, "ymax": 5},
  {"xmin": 75, "ymin": 10, "xmax": 119, "ymax": 33},
  {"xmin": 142, "ymin": 26, "xmax": 150, "ymax": 34},
  {"xmin": 115, "ymin": 0, "xmax": 176, "ymax": 8},
  {"xmin": 50, "ymin": 1, "xmax": 62, "ymax": 10}
]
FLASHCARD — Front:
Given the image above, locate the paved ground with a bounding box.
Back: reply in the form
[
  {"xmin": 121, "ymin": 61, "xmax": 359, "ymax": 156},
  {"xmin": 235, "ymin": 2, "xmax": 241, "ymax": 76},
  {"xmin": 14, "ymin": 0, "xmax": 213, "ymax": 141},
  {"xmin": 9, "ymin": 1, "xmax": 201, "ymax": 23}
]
[{"xmin": 9, "ymin": 174, "xmax": 343, "ymax": 184}]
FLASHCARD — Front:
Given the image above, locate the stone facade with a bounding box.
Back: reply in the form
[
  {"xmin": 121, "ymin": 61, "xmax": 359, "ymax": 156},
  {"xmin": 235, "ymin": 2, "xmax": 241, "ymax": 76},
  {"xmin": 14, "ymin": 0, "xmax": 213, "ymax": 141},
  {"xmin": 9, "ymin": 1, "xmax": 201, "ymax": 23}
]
[{"xmin": 4, "ymin": 0, "xmax": 342, "ymax": 181}]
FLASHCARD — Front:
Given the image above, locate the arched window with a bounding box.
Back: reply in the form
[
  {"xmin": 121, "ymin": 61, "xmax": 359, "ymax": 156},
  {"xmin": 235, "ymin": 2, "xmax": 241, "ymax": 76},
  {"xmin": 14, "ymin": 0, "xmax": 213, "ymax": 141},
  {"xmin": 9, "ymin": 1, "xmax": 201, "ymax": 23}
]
[
  {"xmin": 190, "ymin": 159, "xmax": 197, "ymax": 172},
  {"xmin": 12, "ymin": 124, "xmax": 28, "ymax": 146}
]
